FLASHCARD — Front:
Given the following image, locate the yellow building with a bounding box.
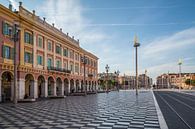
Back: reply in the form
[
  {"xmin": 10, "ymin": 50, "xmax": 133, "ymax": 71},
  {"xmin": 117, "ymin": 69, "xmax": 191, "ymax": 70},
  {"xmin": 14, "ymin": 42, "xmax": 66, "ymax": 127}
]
[{"xmin": 0, "ymin": 2, "xmax": 98, "ymax": 102}]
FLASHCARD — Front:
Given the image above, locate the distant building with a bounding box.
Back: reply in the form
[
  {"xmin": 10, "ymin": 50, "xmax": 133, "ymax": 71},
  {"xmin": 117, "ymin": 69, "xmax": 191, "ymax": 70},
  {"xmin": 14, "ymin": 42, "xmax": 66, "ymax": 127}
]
[
  {"xmin": 156, "ymin": 73, "xmax": 195, "ymax": 89},
  {"xmin": 118, "ymin": 74, "xmax": 152, "ymax": 89},
  {"xmin": 98, "ymin": 72, "xmax": 119, "ymax": 90}
]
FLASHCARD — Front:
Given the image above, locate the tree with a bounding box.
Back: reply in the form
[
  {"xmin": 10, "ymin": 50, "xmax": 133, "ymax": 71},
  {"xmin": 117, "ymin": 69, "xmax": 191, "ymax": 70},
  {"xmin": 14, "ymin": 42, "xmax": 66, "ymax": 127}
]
[{"xmin": 185, "ymin": 79, "xmax": 195, "ymax": 86}]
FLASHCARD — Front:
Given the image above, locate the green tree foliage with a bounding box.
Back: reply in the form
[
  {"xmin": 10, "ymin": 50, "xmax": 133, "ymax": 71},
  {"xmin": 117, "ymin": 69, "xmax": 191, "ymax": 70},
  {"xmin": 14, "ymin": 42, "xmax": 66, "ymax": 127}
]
[{"xmin": 185, "ymin": 79, "xmax": 195, "ymax": 86}]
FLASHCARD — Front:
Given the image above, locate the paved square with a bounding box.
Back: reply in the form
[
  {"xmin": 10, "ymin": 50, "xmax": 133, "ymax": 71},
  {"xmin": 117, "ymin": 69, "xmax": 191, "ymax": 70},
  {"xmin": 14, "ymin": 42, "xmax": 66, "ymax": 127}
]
[{"xmin": 0, "ymin": 91, "xmax": 160, "ymax": 129}]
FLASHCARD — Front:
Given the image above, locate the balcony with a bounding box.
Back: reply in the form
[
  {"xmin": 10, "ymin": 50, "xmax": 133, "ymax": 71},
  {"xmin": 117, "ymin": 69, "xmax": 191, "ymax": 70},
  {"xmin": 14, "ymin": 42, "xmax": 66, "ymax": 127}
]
[
  {"xmin": 88, "ymin": 74, "xmax": 93, "ymax": 78},
  {"xmin": 47, "ymin": 66, "xmax": 71, "ymax": 74}
]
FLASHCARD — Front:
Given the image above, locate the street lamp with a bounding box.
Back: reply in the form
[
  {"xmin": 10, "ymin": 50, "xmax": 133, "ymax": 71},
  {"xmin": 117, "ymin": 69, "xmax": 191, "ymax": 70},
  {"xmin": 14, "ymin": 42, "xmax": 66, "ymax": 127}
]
[
  {"xmin": 178, "ymin": 59, "xmax": 182, "ymax": 91},
  {"xmin": 133, "ymin": 35, "xmax": 140, "ymax": 95},
  {"xmin": 114, "ymin": 70, "xmax": 120, "ymax": 91},
  {"xmin": 145, "ymin": 69, "xmax": 147, "ymax": 89},
  {"xmin": 105, "ymin": 64, "xmax": 110, "ymax": 92},
  {"xmin": 81, "ymin": 55, "xmax": 88, "ymax": 96},
  {"xmin": 8, "ymin": 21, "xmax": 20, "ymax": 105}
]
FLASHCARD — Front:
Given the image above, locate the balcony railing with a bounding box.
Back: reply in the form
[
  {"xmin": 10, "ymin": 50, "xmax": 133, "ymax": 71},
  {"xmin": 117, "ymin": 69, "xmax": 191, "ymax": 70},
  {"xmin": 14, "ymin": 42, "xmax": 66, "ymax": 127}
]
[
  {"xmin": 47, "ymin": 66, "xmax": 71, "ymax": 74},
  {"xmin": 88, "ymin": 74, "xmax": 93, "ymax": 78}
]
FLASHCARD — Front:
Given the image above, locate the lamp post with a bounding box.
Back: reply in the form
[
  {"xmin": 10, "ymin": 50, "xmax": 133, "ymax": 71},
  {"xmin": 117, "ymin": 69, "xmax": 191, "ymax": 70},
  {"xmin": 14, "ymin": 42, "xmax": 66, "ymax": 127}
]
[
  {"xmin": 145, "ymin": 69, "xmax": 147, "ymax": 89},
  {"xmin": 81, "ymin": 55, "xmax": 87, "ymax": 96},
  {"xmin": 124, "ymin": 74, "xmax": 125, "ymax": 90},
  {"xmin": 178, "ymin": 59, "xmax": 182, "ymax": 91},
  {"xmin": 115, "ymin": 70, "xmax": 120, "ymax": 91},
  {"xmin": 8, "ymin": 21, "xmax": 20, "ymax": 105},
  {"xmin": 167, "ymin": 71, "xmax": 170, "ymax": 89},
  {"xmin": 133, "ymin": 35, "xmax": 140, "ymax": 95},
  {"xmin": 105, "ymin": 64, "xmax": 109, "ymax": 92}
]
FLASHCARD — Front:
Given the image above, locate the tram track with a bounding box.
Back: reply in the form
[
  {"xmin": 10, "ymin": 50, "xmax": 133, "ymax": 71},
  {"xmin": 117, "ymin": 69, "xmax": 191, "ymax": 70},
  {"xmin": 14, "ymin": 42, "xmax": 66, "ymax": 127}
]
[{"xmin": 154, "ymin": 91, "xmax": 195, "ymax": 129}]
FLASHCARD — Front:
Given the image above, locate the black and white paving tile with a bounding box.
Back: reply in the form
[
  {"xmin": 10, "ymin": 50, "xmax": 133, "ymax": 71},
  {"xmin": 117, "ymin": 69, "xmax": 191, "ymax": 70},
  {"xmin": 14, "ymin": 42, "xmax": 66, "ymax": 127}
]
[{"xmin": 0, "ymin": 91, "xmax": 160, "ymax": 129}]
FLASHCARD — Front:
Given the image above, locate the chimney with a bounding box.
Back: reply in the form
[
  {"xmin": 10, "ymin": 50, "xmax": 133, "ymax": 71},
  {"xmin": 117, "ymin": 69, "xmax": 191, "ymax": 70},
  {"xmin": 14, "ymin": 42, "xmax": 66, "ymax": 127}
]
[
  {"xmin": 60, "ymin": 28, "xmax": 62, "ymax": 31},
  {"xmin": 52, "ymin": 23, "xmax": 54, "ymax": 27},
  {"xmin": 19, "ymin": 1, "xmax": 22, "ymax": 7},
  {"xmin": 9, "ymin": 3, "xmax": 12, "ymax": 11},
  {"xmin": 77, "ymin": 39, "xmax": 79, "ymax": 42},
  {"xmin": 72, "ymin": 36, "xmax": 74, "ymax": 39},
  {"xmin": 43, "ymin": 17, "xmax": 46, "ymax": 21},
  {"xmin": 67, "ymin": 33, "xmax": 69, "ymax": 36}
]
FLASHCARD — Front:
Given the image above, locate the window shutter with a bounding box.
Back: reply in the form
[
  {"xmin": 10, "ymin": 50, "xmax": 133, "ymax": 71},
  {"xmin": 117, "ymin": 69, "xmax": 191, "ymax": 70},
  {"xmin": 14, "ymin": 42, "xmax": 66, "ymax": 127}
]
[
  {"xmin": 2, "ymin": 21, "xmax": 6, "ymax": 35},
  {"xmin": 30, "ymin": 34, "xmax": 33, "ymax": 44}
]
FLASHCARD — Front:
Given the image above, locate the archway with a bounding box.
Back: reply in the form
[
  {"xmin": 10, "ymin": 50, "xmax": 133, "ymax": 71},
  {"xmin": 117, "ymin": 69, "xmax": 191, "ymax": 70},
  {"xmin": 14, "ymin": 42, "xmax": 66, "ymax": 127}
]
[
  {"xmin": 48, "ymin": 77, "xmax": 54, "ymax": 96},
  {"xmin": 64, "ymin": 78, "xmax": 69, "ymax": 95},
  {"xmin": 25, "ymin": 74, "xmax": 34, "ymax": 99},
  {"xmin": 56, "ymin": 77, "xmax": 62, "ymax": 96},
  {"xmin": 37, "ymin": 75, "xmax": 45, "ymax": 98},
  {"xmin": 70, "ymin": 79, "xmax": 74, "ymax": 93},
  {"xmin": 1, "ymin": 71, "xmax": 13, "ymax": 101},
  {"xmin": 76, "ymin": 80, "xmax": 79, "ymax": 92}
]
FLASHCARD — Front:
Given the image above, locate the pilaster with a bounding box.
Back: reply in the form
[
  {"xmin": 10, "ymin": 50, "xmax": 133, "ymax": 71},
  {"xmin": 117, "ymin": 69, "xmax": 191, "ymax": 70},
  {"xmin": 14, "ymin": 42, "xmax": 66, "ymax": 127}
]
[
  {"xmin": 44, "ymin": 38, "xmax": 47, "ymax": 69},
  {"xmin": 19, "ymin": 28, "xmax": 24, "ymax": 65},
  {"xmin": 33, "ymin": 32, "xmax": 37, "ymax": 67},
  {"xmin": 53, "ymin": 43, "xmax": 56, "ymax": 67}
]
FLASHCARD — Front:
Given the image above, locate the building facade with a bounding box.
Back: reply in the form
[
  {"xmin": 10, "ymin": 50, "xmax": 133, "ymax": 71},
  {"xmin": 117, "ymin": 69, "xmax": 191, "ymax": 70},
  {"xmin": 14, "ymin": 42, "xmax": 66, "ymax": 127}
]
[
  {"xmin": 118, "ymin": 74, "xmax": 152, "ymax": 89},
  {"xmin": 156, "ymin": 73, "xmax": 195, "ymax": 89},
  {"xmin": 0, "ymin": 2, "xmax": 98, "ymax": 102}
]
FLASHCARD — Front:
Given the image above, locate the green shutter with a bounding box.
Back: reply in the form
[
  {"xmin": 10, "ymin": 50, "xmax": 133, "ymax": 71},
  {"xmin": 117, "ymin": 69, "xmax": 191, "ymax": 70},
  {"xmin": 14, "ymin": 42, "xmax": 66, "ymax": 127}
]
[{"xmin": 2, "ymin": 21, "xmax": 6, "ymax": 35}]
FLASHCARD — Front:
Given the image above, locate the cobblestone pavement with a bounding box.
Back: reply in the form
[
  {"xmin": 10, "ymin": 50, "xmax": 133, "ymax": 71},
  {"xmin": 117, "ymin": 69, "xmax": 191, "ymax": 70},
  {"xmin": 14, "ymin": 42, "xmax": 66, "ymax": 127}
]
[{"xmin": 0, "ymin": 91, "xmax": 160, "ymax": 129}]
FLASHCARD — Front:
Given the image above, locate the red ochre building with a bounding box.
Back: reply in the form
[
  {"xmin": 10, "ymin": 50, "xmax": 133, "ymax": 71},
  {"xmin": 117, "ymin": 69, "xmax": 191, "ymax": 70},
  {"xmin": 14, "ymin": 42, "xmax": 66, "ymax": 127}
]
[{"xmin": 0, "ymin": 2, "xmax": 99, "ymax": 102}]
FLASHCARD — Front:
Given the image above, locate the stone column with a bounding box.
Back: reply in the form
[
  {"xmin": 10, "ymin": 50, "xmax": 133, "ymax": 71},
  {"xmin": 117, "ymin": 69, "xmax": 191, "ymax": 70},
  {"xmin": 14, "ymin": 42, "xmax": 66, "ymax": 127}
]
[
  {"xmin": 79, "ymin": 81, "xmax": 81, "ymax": 92},
  {"xmin": 68, "ymin": 80, "xmax": 71, "ymax": 93},
  {"xmin": 61, "ymin": 81, "xmax": 64, "ymax": 96},
  {"xmin": 54, "ymin": 82, "xmax": 57, "ymax": 96},
  {"xmin": 34, "ymin": 80, "xmax": 38, "ymax": 99},
  {"xmin": 0, "ymin": 77, "xmax": 2, "ymax": 102},
  {"xmin": 18, "ymin": 78, "xmax": 25, "ymax": 100},
  {"xmin": 74, "ymin": 80, "xmax": 76, "ymax": 92},
  {"xmin": 44, "ymin": 80, "xmax": 48, "ymax": 97}
]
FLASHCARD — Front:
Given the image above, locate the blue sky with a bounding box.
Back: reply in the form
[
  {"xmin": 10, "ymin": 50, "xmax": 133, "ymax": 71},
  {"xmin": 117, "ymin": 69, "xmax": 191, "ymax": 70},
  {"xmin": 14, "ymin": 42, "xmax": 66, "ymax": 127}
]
[{"xmin": 1, "ymin": 0, "xmax": 195, "ymax": 81}]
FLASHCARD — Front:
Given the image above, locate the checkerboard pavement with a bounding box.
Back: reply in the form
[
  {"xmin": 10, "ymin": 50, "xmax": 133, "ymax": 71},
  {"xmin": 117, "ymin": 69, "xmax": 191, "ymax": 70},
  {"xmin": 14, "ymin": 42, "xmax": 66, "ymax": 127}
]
[{"xmin": 0, "ymin": 91, "xmax": 160, "ymax": 129}]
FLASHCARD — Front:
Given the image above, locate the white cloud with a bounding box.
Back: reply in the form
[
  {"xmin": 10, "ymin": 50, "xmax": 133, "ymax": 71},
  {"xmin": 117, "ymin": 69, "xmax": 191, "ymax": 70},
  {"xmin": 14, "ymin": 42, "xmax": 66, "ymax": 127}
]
[
  {"xmin": 142, "ymin": 27, "xmax": 195, "ymax": 58},
  {"xmin": 37, "ymin": 0, "xmax": 107, "ymax": 45}
]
